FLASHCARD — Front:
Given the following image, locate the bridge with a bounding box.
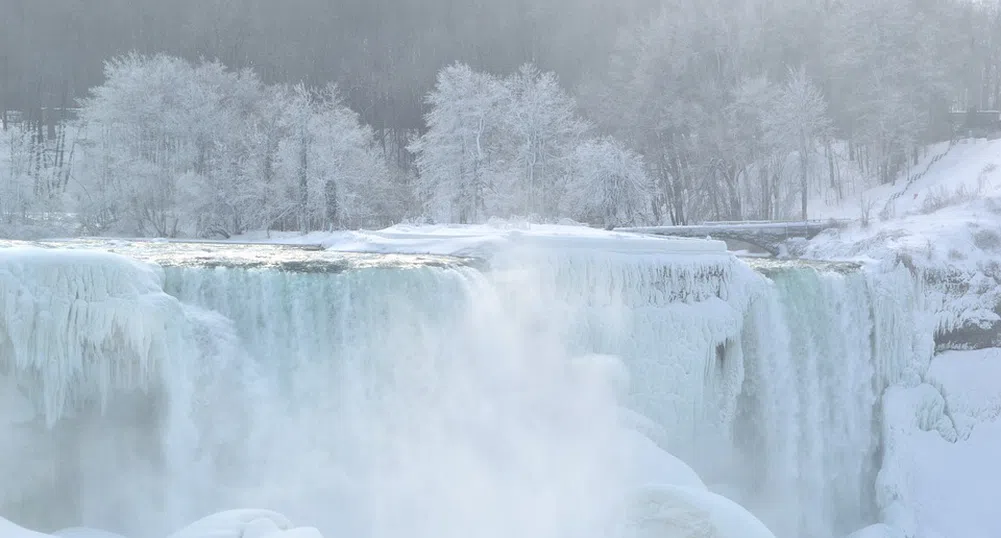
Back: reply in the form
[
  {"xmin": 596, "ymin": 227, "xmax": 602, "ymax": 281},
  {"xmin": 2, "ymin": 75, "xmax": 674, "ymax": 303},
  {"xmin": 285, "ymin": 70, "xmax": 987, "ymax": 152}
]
[{"xmin": 616, "ymin": 219, "xmax": 852, "ymax": 256}]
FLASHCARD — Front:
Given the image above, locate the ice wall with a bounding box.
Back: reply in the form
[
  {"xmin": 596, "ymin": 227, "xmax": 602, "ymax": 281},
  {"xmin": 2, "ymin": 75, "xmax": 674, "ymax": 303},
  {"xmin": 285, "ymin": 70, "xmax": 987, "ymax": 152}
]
[
  {"xmin": 0, "ymin": 247, "xmax": 181, "ymax": 423},
  {"xmin": 0, "ymin": 247, "xmax": 249, "ymax": 535}
]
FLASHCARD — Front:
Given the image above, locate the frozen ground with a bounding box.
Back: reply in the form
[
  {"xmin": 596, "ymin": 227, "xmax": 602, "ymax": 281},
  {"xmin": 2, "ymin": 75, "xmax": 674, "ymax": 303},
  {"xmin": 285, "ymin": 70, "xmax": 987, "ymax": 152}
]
[{"xmin": 233, "ymin": 220, "xmax": 730, "ymax": 257}]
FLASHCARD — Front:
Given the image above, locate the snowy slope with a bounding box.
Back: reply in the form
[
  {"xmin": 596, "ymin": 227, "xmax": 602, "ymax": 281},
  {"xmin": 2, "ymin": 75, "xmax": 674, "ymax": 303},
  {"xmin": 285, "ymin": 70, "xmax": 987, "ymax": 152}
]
[
  {"xmin": 804, "ymin": 138, "xmax": 1001, "ymax": 246},
  {"xmin": 799, "ymin": 138, "xmax": 1001, "ymax": 349}
]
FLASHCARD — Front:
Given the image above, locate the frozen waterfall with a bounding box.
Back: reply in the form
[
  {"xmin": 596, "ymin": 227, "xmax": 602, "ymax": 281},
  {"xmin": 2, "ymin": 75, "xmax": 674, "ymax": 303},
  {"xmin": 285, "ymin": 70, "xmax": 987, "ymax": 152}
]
[{"xmin": 0, "ymin": 238, "xmax": 928, "ymax": 538}]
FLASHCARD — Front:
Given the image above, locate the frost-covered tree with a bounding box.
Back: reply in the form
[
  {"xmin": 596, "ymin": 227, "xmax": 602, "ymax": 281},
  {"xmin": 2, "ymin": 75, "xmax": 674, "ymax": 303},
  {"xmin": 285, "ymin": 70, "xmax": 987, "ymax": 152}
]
[
  {"xmin": 177, "ymin": 65, "xmax": 268, "ymax": 237},
  {"xmin": 501, "ymin": 64, "xmax": 589, "ymax": 217},
  {"xmin": 764, "ymin": 68, "xmax": 832, "ymax": 220},
  {"xmin": 73, "ymin": 53, "xmax": 397, "ymax": 237},
  {"xmin": 276, "ymin": 83, "xmax": 399, "ymax": 231},
  {"xmin": 564, "ymin": 137, "xmax": 650, "ymax": 228},
  {"xmin": 75, "ymin": 53, "xmax": 201, "ymax": 236},
  {"xmin": 412, "ymin": 62, "xmax": 609, "ymax": 224},
  {"xmin": 409, "ymin": 63, "xmax": 510, "ymax": 223}
]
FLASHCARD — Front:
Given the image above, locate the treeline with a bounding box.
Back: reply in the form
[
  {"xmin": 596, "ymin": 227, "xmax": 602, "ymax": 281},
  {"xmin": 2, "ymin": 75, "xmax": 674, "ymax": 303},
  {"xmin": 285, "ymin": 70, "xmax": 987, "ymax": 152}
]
[
  {"xmin": 2, "ymin": 0, "xmax": 1001, "ymax": 236},
  {"xmin": 0, "ymin": 0, "xmax": 656, "ymax": 147},
  {"xmin": 65, "ymin": 54, "xmax": 402, "ymax": 237},
  {"xmin": 578, "ymin": 0, "xmax": 1001, "ymax": 223},
  {"xmin": 2, "ymin": 55, "xmax": 648, "ymax": 237}
]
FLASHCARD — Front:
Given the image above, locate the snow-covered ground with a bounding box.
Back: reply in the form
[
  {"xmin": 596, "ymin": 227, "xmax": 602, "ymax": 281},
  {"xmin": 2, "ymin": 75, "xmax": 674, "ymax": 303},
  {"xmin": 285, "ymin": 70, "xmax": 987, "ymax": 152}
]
[
  {"xmin": 232, "ymin": 221, "xmax": 729, "ymax": 258},
  {"xmin": 802, "ymin": 138, "xmax": 1001, "ymax": 269}
]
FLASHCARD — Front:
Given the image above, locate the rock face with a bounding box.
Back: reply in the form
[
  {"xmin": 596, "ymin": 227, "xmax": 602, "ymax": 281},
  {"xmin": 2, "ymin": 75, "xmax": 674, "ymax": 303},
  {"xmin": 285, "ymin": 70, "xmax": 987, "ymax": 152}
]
[
  {"xmin": 934, "ymin": 314, "xmax": 1001, "ymax": 351},
  {"xmin": 923, "ymin": 264, "xmax": 1001, "ymax": 352}
]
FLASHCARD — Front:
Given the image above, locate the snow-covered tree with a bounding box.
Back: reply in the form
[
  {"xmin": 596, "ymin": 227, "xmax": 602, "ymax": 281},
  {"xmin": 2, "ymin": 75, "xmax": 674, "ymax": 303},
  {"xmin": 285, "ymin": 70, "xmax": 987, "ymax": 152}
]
[
  {"xmin": 564, "ymin": 137, "xmax": 650, "ymax": 228},
  {"xmin": 409, "ymin": 63, "xmax": 510, "ymax": 223},
  {"xmin": 275, "ymin": 83, "xmax": 399, "ymax": 231},
  {"xmin": 763, "ymin": 68, "xmax": 832, "ymax": 220},
  {"xmin": 73, "ymin": 53, "xmax": 397, "ymax": 237},
  {"xmin": 501, "ymin": 63, "xmax": 589, "ymax": 217}
]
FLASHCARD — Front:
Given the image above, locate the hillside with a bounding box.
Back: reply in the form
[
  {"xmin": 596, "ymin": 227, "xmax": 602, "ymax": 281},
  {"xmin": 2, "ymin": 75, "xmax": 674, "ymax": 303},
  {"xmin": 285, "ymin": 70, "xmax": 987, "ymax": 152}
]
[{"xmin": 798, "ymin": 137, "xmax": 1001, "ymax": 349}]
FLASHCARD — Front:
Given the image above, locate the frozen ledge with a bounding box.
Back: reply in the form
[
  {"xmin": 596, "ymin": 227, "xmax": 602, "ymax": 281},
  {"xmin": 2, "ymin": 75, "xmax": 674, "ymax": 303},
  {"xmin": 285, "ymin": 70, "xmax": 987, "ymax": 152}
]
[
  {"xmin": 317, "ymin": 224, "xmax": 730, "ymax": 257},
  {"xmin": 0, "ymin": 239, "xmax": 477, "ymax": 272},
  {"xmin": 0, "ymin": 225, "xmax": 731, "ymax": 273}
]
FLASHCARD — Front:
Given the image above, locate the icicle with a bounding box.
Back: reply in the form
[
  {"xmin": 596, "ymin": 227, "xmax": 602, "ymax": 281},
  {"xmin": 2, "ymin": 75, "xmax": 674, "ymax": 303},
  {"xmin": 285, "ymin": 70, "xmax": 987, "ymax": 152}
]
[{"xmin": 0, "ymin": 247, "xmax": 185, "ymax": 425}]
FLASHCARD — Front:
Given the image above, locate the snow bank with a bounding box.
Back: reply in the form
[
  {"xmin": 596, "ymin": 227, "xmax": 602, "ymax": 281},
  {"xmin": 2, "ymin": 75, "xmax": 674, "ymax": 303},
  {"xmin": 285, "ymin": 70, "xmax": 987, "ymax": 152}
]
[
  {"xmin": 620, "ymin": 428, "xmax": 707, "ymax": 491},
  {"xmin": 166, "ymin": 509, "xmax": 322, "ymax": 538},
  {"xmin": 845, "ymin": 524, "xmax": 906, "ymax": 538},
  {"xmin": 926, "ymin": 348, "xmax": 1001, "ymax": 436},
  {"xmin": 52, "ymin": 529, "xmax": 127, "ymax": 538},
  {"xmin": 877, "ymin": 349, "xmax": 1001, "ymax": 538},
  {"xmin": 0, "ymin": 517, "xmax": 55, "ymax": 538},
  {"xmin": 234, "ymin": 221, "xmax": 728, "ymax": 258},
  {"xmin": 628, "ymin": 485, "xmax": 777, "ymax": 538},
  {"xmin": 0, "ymin": 511, "xmax": 324, "ymax": 538}
]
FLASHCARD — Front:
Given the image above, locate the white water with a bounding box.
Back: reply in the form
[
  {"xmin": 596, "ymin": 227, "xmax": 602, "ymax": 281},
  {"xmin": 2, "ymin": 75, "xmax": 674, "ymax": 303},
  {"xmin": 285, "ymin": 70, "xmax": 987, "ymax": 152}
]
[
  {"xmin": 0, "ymin": 242, "xmax": 929, "ymax": 538},
  {"xmin": 732, "ymin": 263, "xmax": 929, "ymax": 538}
]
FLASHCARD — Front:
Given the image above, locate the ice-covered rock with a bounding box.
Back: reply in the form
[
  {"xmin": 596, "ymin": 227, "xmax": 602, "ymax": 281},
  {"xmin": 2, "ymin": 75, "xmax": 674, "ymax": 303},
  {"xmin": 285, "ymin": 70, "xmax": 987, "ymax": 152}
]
[{"xmin": 621, "ymin": 429, "xmax": 706, "ymax": 490}]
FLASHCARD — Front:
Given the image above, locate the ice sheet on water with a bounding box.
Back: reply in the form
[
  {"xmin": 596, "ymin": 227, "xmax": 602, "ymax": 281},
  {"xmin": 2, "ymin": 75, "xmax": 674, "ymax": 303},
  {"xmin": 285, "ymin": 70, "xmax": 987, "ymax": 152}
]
[{"xmin": 235, "ymin": 221, "xmax": 731, "ymax": 258}]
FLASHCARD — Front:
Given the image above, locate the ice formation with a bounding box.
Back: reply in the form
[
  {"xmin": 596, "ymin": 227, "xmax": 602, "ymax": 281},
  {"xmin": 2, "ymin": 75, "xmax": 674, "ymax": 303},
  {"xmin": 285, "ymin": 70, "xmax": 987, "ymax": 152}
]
[
  {"xmin": 0, "ymin": 232, "xmax": 931, "ymax": 538},
  {"xmin": 0, "ymin": 247, "xmax": 184, "ymax": 424}
]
